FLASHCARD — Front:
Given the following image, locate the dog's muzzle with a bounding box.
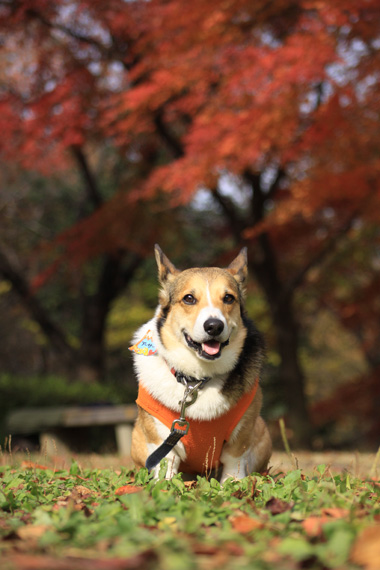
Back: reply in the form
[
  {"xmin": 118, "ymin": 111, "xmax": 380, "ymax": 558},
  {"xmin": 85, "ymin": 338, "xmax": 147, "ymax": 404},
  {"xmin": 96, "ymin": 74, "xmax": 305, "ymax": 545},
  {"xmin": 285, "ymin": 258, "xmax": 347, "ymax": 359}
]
[{"xmin": 184, "ymin": 331, "xmax": 229, "ymax": 360}]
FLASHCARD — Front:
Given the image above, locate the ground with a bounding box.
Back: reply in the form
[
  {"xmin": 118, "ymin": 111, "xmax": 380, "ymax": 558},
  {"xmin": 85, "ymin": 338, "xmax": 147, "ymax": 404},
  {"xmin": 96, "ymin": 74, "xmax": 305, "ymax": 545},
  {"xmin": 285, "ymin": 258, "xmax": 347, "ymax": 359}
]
[
  {"xmin": 2, "ymin": 448, "xmax": 377, "ymax": 477},
  {"xmin": 0, "ymin": 448, "xmax": 379, "ymax": 570}
]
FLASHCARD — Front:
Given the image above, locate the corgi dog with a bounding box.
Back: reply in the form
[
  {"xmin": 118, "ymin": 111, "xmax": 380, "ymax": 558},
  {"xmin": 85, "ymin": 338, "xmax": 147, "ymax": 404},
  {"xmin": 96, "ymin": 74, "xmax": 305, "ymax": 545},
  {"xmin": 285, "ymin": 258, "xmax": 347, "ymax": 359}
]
[{"xmin": 130, "ymin": 245, "xmax": 272, "ymax": 482}]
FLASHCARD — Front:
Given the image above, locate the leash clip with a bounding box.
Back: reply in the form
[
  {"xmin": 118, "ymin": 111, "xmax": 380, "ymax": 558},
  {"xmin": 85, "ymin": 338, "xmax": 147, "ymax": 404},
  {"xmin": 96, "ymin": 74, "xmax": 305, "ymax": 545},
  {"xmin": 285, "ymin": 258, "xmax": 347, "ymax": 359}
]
[
  {"xmin": 169, "ymin": 381, "xmax": 200, "ymax": 435},
  {"xmin": 145, "ymin": 378, "xmax": 203, "ymax": 471},
  {"xmin": 178, "ymin": 382, "xmax": 200, "ymax": 418}
]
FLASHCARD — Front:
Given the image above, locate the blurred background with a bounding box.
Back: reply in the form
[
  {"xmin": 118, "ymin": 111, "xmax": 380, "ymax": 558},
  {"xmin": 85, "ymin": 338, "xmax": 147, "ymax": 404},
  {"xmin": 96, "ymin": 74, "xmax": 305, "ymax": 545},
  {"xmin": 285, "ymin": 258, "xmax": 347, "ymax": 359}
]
[{"xmin": 0, "ymin": 0, "xmax": 379, "ymax": 453}]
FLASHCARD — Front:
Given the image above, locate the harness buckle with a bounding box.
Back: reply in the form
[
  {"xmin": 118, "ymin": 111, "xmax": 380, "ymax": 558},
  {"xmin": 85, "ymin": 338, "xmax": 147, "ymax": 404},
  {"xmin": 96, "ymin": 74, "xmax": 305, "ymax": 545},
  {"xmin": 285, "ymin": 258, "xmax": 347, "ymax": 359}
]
[{"xmin": 171, "ymin": 418, "xmax": 190, "ymax": 435}]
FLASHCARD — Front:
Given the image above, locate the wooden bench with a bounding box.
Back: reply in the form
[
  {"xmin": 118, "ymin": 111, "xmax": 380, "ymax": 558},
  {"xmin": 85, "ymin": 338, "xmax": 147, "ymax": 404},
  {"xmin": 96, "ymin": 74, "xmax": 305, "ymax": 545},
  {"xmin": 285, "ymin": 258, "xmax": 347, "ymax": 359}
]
[{"xmin": 5, "ymin": 405, "xmax": 138, "ymax": 456}]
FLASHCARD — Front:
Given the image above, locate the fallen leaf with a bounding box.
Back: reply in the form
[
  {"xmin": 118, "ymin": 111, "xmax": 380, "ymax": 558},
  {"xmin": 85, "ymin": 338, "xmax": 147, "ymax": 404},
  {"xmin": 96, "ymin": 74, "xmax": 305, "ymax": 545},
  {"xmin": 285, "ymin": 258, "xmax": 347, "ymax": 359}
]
[
  {"xmin": 265, "ymin": 497, "xmax": 293, "ymax": 515},
  {"xmin": 261, "ymin": 537, "xmax": 283, "ymax": 563},
  {"xmin": 192, "ymin": 539, "xmax": 244, "ymax": 557},
  {"xmin": 73, "ymin": 485, "xmax": 93, "ymax": 497},
  {"xmin": 302, "ymin": 515, "xmax": 331, "ymax": 537},
  {"xmin": 351, "ymin": 525, "xmax": 380, "ymax": 570},
  {"xmin": 54, "ymin": 486, "xmax": 97, "ymax": 514},
  {"xmin": 192, "ymin": 543, "xmax": 219, "ymax": 555},
  {"xmin": 17, "ymin": 524, "xmax": 51, "ymax": 540},
  {"xmin": 322, "ymin": 507, "xmax": 349, "ymax": 518},
  {"xmin": 224, "ymin": 541, "xmax": 245, "ymax": 556},
  {"xmin": 115, "ymin": 485, "xmax": 143, "ymax": 496},
  {"xmin": 230, "ymin": 512, "xmax": 264, "ymax": 533},
  {"xmin": 21, "ymin": 461, "xmax": 48, "ymax": 470},
  {"xmin": 157, "ymin": 516, "xmax": 177, "ymax": 530},
  {"xmin": 7, "ymin": 550, "xmax": 158, "ymax": 570}
]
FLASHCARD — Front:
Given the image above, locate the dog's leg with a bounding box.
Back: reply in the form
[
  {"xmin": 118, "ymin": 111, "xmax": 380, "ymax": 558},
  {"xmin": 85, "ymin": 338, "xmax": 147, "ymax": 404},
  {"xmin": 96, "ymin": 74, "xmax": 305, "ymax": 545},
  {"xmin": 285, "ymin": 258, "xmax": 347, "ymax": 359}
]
[
  {"xmin": 132, "ymin": 411, "xmax": 185, "ymax": 479},
  {"xmin": 146, "ymin": 443, "xmax": 182, "ymax": 479},
  {"xmin": 219, "ymin": 448, "xmax": 252, "ymax": 483},
  {"xmin": 219, "ymin": 416, "xmax": 272, "ymax": 484},
  {"xmin": 147, "ymin": 417, "xmax": 187, "ymax": 479}
]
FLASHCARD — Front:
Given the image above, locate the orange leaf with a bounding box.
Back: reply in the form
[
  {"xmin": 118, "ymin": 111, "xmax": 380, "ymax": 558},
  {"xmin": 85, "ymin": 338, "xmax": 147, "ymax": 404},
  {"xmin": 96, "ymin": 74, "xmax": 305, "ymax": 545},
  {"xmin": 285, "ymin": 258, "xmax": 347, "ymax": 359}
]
[
  {"xmin": 351, "ymin": 526, "xmax": 380, "ymax": 570},
  {"xmin": 230, "ymin": 513, "xmax": 264, "ymax": 533},
  {"xmin": 17, "ymin": 524, "xmax": 51, "ymax": 540},
  {"xmin": 184, "ymin": 480, "xmax": 197, "ymax": 490},
  {"xmin": 322, "ymin": 507, "xmax": 349, "ymax": 518},
  {"xmin": 115, "ymin": 485, "xmax": 143, "ymax": 496},
  {"xmin": 21, "ymin": 461, "xmax": 48, "ymax": 470},
  {"xmin": 302, "ymin": 515, "xmax": 331, "ymax": 537}
]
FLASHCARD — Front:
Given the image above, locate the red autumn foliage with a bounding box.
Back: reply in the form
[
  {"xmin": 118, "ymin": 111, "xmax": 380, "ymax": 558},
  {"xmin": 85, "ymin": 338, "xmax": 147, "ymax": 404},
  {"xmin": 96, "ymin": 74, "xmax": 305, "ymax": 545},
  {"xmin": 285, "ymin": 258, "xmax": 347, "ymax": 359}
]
[{"xmin": 1, "ymin": 0, "xmax": 378, "ymax": 274}]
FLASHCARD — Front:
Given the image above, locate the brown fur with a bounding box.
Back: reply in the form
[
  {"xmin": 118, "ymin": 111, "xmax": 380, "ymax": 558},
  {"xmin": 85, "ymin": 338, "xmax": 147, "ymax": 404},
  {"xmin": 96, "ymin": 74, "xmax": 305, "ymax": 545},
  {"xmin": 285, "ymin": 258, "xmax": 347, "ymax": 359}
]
[{"xmin": 131, "ymin": 410, "xmax": 160, "ymax": 468}]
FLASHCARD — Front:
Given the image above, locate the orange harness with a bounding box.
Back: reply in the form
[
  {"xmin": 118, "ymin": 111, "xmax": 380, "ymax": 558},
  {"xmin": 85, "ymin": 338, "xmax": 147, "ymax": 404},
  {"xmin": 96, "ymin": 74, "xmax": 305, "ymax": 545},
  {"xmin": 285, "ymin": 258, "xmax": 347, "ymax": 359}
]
[{"xmin": 136, "ymin": 378, "xmax": 259, "ymax": 474}]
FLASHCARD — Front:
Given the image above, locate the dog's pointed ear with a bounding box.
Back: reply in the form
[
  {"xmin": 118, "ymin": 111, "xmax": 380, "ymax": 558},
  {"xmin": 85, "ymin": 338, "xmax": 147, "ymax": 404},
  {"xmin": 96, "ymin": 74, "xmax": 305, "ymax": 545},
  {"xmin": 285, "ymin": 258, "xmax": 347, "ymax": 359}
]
[
  {"xmin": 227, "ymin": 247, "xmax": 248, "ymax": 287},
  {"xmin": 154, "ymin": 244, "xmax": 179, "ymax": 285}
]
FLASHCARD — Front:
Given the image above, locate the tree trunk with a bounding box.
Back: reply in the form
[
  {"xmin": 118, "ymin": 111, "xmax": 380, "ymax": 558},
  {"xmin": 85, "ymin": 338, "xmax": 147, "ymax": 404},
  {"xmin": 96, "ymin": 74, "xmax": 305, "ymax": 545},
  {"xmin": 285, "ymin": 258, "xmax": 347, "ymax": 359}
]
[
  {"xmin": 0, "ymin": 247, "xmax": 76, "ymax": 362},
  {"xmin": 272, "ymin": 295, "xmax": 313, "ymax": 447},
  {"xmin": 76, "ymin": 252, "xmax": 143, "ymax": 382},
  {"xmin": 249, "ymin": 236, "xmax": 313, "ymax": 448},
  {"xmin": 78, "ymin": 299, "xmax": 107, "ymax": 383}
]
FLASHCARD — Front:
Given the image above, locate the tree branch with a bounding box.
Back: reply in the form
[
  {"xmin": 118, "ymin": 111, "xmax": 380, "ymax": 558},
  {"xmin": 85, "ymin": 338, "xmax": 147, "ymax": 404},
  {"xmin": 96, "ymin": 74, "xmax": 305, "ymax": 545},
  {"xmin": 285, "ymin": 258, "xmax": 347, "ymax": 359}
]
[
  {"xmin": 212, "ymin": 187, "xmax": 246, "ymax": 242},
  {"xmin": 71, "ymin": 146, "xmax": 103, "ymax": 210},
  {"xmin": 23, "ymin": 8, "xmax": 113, "ymax": 58},
  {"xmin": 153, "ymin": 111, "xmax": 184, "ymax": 159},
  {"xmin": 2, "ymin": 3, "xmax": 140, "ymax": 71},
  {"xmin": 0, "ymin": 246, "xmax": 75, "ymax": 357},
  {"xmin": 97, "ymin": 251, "xmax": 143, "ymax": 308},
  {"xmin": 284, "ymin": 208, "xmax": 362, "ymax": 298},
  {"xmin": 244, "ymin": 170, "xmax": 264, "ymax": 225}
]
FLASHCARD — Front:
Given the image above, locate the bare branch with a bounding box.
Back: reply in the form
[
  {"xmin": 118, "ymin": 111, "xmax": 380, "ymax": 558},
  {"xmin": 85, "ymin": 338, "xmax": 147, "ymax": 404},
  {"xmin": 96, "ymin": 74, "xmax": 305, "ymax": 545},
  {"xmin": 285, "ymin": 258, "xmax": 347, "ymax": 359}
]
[
  {"xmin": 153, "ymin": 111, "xmax": 184, "ymax": 159},
  {"xmin": 0, "ymin": 246, "xmax": 75, "ymax": 357},
  {"xmin": 212, "ymin": 187, "xmax": 246, "ymax": 242},
  {"xmin": 71, "ymin": 146, "xmax": 103, "ymax": 210},
  {"xmin": 285, "ymin": 209, "xmax": 361, "ymax": 298}
]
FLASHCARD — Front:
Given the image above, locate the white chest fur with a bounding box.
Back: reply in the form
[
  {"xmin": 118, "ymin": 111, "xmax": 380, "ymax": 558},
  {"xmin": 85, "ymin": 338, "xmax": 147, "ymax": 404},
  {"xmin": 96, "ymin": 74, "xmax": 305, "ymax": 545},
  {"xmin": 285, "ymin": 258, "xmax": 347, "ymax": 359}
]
[{"xmin": 132, "ymin": 320, "xmax": 232, "ymax": 421}]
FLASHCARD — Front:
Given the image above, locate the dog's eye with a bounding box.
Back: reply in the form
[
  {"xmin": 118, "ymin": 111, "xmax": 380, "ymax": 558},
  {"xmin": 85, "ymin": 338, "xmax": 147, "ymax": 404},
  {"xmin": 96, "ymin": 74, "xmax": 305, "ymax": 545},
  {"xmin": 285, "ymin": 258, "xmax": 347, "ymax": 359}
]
[
  {"xmin": 183, "ymin": 294, "xmax": 197, "ymax": 305},
  {"xmin": 223, "ymin": 294, "xmax": 235, "ymax": 304}
]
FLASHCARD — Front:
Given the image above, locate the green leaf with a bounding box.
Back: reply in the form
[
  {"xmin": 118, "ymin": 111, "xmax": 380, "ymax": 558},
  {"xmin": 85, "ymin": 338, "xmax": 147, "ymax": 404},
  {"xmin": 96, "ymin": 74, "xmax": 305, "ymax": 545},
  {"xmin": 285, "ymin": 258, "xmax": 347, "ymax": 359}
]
[
  {"xmin": 69, "ymin": 460, "xmax": 81, "ymax": 476},
  {"xmin": 279, "ymin": 537, "xmax": 314, "ymax": 560}
]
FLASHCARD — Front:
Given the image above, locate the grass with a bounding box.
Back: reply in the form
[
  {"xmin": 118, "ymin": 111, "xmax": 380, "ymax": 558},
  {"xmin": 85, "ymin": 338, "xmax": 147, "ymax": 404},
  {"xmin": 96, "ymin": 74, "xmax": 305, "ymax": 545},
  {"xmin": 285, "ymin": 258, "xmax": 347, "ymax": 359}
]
[{"xmin": 0, "ymin": 449, "xmax": 379, "ymax": 570}]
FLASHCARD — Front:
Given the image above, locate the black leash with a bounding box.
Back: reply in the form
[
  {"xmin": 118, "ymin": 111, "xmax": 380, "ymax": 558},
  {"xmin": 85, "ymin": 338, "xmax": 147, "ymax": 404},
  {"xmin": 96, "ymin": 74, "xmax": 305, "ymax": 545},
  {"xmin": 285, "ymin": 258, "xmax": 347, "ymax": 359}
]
[
  {"xmin": 145, "ymin": 374, "xmax": 210, "ymax": 471},
  {"xmin": 145, "ymin": 428, "xmax": 188, "ymax": 471}
]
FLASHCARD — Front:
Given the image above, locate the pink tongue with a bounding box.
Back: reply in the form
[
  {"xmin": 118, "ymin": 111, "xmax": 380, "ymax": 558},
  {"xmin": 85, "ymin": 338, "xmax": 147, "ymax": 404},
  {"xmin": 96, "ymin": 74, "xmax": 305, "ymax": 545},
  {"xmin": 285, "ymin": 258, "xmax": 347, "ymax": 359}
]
[{"xmin": 202, "ymin": 340, "xmax": 221, "ymax": 356}]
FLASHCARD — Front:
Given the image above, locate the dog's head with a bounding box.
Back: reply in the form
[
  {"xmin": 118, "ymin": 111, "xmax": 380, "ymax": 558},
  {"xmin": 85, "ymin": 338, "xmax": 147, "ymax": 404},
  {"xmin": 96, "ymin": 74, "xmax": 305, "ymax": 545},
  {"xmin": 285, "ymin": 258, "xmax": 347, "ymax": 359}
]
[{"xmin": 154, "ymin": 245, "xmax": 249, "ymax": 375}]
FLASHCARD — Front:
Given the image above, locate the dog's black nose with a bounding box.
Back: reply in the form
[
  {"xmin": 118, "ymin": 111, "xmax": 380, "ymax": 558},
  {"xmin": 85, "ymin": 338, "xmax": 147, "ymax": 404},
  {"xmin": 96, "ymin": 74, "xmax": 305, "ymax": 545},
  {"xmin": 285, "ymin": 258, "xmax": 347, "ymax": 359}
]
[{"xmin": 203, "ymin": 318, "xmax": 224, "ymax": 337}]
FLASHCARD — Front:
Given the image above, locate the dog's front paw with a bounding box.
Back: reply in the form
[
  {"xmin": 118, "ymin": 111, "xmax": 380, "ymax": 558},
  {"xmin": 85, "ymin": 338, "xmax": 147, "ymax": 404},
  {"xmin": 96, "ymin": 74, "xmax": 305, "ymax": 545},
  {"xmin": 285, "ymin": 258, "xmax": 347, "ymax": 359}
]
[
  {"xmin": 151, "ymin": 453, "xmax": 181, "ymax": 480},
  {"xmin": 219, "ymin": 449, "xmax": 251, "ymax": 484},
  {"xmin": 220, "ymin": 469, "xmax": 246, "ymax": 485}
]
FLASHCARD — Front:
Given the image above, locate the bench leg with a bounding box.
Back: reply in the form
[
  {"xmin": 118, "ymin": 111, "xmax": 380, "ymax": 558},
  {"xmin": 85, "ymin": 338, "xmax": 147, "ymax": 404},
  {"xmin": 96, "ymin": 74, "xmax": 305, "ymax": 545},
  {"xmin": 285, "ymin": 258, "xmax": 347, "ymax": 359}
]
[{"xmin": 115, "ymin": 424, "xmax": 132, "ymax": 456}]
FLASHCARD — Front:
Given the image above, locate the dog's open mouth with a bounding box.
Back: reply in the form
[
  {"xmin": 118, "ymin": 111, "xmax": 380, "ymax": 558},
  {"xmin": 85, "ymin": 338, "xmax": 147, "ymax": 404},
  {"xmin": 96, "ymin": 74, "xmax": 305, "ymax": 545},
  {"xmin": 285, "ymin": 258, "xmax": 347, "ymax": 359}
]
[{"xmin": 184, "ymin": 332, "xmax": 229, "ymax": 360}]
